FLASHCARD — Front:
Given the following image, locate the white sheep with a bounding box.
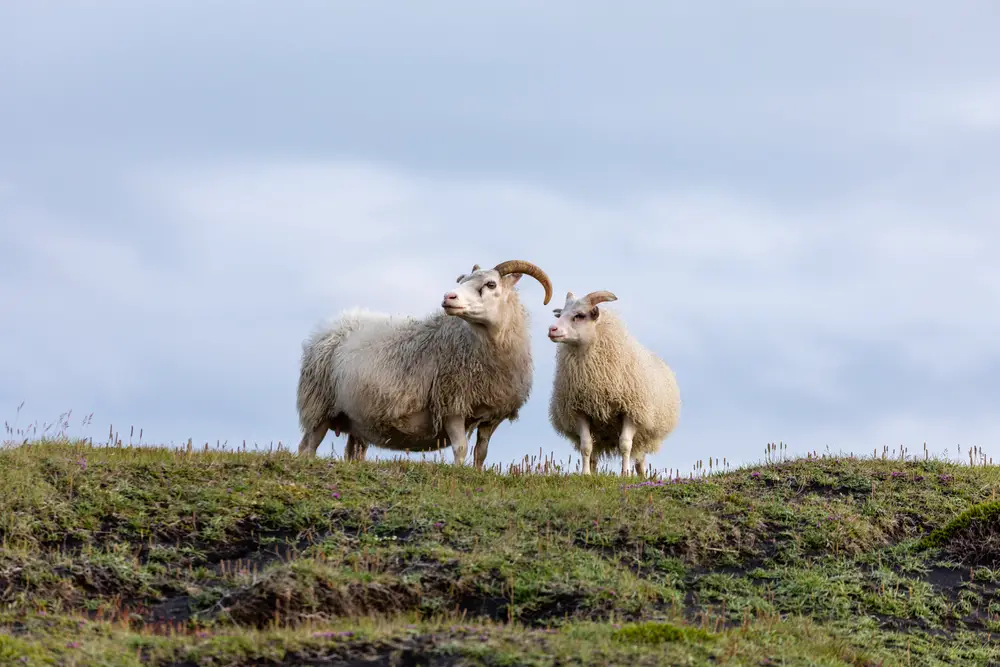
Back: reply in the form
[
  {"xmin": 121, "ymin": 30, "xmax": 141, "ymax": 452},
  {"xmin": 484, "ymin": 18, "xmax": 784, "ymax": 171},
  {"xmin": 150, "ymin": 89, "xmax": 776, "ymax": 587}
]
[
  {"xmin": 547, "ymin": 290, "xmax": 680, "ymax": 476},
  {"xmin": 296, "ymin": 260, "xmax": 553, "ymax": 469}
]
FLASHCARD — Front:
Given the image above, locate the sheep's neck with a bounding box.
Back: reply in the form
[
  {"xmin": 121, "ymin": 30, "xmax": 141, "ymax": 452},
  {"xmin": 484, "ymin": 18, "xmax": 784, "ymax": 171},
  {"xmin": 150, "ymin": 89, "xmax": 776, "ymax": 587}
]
[{"xmin": 471, "ymin": 307, "xmax": 523, "ymax": 350}]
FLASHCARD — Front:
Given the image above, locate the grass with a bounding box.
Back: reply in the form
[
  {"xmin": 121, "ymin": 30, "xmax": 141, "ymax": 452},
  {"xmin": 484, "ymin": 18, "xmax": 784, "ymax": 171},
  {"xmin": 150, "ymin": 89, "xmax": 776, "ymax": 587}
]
[{"xmin": 3, "ymin": 427, "xmax": 1000, "ymax": 665}]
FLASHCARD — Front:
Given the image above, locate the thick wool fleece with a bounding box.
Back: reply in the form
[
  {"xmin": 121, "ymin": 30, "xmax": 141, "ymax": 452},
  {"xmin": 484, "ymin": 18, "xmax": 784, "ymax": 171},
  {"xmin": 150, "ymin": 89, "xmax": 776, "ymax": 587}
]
[
  {"xmin": 549, "ymin": 309, "xmax": 680, "ymax": 460},
  {"xmin": 297, "ymin": 295, "xmax": 533, "ymax": 450}
]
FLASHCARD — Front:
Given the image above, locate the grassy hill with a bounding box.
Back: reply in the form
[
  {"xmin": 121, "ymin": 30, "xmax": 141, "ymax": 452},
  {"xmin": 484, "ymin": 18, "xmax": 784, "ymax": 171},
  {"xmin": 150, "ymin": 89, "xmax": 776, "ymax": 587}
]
[{"xmin": 2, "ymin": 439, "xmax": 1000, "ymax": 666}]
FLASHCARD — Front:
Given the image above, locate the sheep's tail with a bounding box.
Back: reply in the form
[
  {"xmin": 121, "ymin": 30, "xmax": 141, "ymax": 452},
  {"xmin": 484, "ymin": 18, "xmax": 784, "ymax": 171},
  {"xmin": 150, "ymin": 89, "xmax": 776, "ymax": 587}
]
[
  {"xmin": 297, "ymin": 342, "xmax": 329, "ymax": 433},
  {"xmin": 296, "ymin": 315, "xmax": 357, "ymax": 433}
]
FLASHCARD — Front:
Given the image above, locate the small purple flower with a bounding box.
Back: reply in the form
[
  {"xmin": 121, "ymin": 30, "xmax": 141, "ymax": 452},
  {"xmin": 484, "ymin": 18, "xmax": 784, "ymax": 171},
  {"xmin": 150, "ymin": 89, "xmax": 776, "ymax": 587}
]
[
  {"xmin": 339, "ymin": 631, "xmax": 354, "ymax": 637},
  {"xmin": 313, "ymin": 631, "xmax": 335, "ymax": 638},
  {"xmin": 621, "ymin": 479, "xmax": 667, "ymax": 490},
  {"xmin": 891, "ymin": 471, "xmax": 904, "ymax": 478},
  {"xmin": 433, "ymin": 521, "xmax": 445, "ymax": 529},
  {"xmin": 914, "ymin": 475, "xmax": 925, "ymax": 482},
  {"xmin": 751, "ymin": 471, "xmax": 761, "ymax": 479},
  {"xmin": 66, "ymin": 641, "xmax": 80, "ymax": 649},
  {"xmin": 939, "ymin": 474, "xmax": 954, "ymax": 483},
  {"xmin": 77, "ymin": 457, "xmax": 87, "ymax": 471},
  {"xmin": 331, "ymin": 491, "xmax": 341, "ymax": 500}
]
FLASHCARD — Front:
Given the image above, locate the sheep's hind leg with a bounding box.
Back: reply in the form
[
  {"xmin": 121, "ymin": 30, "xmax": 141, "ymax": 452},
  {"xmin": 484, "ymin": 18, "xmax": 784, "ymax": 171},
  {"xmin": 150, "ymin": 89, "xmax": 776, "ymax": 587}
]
[
  {"xmin": 297, "ymin": 420, "xmax": 330, "ymax": 457},
  {"xmin": 619, "ymin": 415, "xmax": 636, "ymax": 476},
  {"xmin": 473, "ymin": 420, "xmax": 499, "ymax": 470},
  {"xmin": 577, "ymin": 415, "xmax": 594, "ymax": 475},
  {"xmin": 444, "ymin": 415, "xmax": 470, "ymax": 465},
  {"xmin": 344, "ymin": 434, "xmax": 368, "ymax": 461},
  {"xmin": 634, "ymin": 453, "xmax": 648, "ymax": 478}
]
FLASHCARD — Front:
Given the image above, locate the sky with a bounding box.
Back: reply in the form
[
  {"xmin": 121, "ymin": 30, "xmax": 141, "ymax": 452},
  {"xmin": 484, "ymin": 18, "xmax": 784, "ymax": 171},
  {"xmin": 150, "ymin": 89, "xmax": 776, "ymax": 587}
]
[{"xmin": 2, "ymin": 1, "xmax": 1000, "ymax": 474}]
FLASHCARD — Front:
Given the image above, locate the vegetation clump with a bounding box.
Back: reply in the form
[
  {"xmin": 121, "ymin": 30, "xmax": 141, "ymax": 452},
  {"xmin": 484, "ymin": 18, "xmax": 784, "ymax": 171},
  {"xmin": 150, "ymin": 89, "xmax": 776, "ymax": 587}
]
[{"xmin": 921, "ymin": 499, "xmax": 1000, "ymax": 566}]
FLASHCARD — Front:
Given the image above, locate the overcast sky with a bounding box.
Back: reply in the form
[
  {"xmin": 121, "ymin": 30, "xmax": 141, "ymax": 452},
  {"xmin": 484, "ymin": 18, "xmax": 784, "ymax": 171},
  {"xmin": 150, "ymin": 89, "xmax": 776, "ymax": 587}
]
[{"xmin": 3, "ymin": 2, "xmax": 999, "ymax": 474}]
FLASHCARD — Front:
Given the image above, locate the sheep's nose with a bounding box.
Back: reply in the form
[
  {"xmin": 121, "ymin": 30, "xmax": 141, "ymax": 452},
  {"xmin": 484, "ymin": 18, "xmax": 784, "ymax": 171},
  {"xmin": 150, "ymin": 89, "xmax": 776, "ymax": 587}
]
[
  {"xmin": 548, "ymin": 325, "xmax": 560, "ymax": 335},
  {"xmin": 444, "ymin": 292, "xmax": 458, "ymax": 301}
]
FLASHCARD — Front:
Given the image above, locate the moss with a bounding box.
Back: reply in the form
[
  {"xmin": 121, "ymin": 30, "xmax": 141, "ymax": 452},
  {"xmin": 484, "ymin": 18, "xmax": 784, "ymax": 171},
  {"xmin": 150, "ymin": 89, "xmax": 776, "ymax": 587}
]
[{"xmin": 611, "ymin": 620, "xmax": 716, "ymax": 644}]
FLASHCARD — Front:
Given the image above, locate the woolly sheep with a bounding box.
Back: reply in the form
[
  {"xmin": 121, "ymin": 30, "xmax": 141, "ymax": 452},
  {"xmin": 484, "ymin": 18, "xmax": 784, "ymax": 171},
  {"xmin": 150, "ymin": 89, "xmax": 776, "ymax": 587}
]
[
  {"xmin": 296, "ymin": 260, "xmax": 553, "ymax": 468},
  {"xmin": 547, "ymin": 290, "xmax": 680, "ymax": 476}
]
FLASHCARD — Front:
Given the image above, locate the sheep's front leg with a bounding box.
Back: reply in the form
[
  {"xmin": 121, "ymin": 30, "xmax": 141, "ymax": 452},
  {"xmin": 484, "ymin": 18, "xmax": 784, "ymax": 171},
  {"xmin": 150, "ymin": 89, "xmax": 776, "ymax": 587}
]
[
  {"xmin": 473, "ymin": 420, "xmax": 498, "ymax": 470},
  {"xmin": 445, "ymin": 415, "xmax": 470, "ymax": 465},
  {"xmin": 577, "ymin": 415, "xmax": 594, "ymax": 475},
  {"xmin": 619, "ymin": 415, "xmax": 636, "ymax": 476},
  {"xmin": 298, "ymin": 421, "xmax": 329, "ymax": 457}
]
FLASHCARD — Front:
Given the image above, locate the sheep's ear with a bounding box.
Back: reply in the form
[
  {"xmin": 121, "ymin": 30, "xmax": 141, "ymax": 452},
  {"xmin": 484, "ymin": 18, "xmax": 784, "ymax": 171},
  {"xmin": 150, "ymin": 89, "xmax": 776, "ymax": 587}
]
[{"xmin": 589, "ymin": 306, "xmax": 600, "ymax": 320}]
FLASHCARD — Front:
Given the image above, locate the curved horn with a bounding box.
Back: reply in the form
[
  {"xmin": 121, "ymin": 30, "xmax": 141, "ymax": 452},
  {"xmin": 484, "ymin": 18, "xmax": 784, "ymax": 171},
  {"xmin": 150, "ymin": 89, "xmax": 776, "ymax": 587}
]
[
  {"xmin": 583, "ymin": 290, "xmax": 617, "ymax": 307},
  {"xmin": 493, "ymin": 260, "xmax": 553, "ymax": 305}
]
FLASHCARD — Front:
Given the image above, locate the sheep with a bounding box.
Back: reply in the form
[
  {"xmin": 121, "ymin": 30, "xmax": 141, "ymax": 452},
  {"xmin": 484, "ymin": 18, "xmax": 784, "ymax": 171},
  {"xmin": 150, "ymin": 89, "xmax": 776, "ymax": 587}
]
[
  {"xmin": 547, "ymin": 290, "xmax": 680, "ymax": 477},
  {"xmin": 296, "ymin": 259, "xmax": 553, "ymax": 469}
]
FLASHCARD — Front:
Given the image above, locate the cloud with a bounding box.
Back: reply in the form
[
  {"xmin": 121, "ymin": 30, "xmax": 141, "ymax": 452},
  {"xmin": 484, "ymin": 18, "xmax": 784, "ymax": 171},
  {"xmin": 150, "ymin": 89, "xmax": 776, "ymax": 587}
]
[{"xmin": 3, "ymin": 157, "xmax": 1000, "ymax": 474}]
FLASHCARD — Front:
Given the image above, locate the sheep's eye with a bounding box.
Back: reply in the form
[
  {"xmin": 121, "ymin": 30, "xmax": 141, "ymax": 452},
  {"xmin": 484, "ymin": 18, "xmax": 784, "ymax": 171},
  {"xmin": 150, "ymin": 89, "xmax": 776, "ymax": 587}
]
[
  {"xmin": 485, "ymin": 281, "xmax": 497, "ymax": 289},
  {"xmin": 573, "ymin": 313, "xmax": 586, "ymax": 321}
]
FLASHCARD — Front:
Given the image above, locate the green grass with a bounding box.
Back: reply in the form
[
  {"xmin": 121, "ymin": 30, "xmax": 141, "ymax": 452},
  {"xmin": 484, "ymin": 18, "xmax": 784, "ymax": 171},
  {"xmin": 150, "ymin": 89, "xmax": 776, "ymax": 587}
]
[{"xmin": 3, "ymin": 437, "xmax": 1000, "ymax": 665}]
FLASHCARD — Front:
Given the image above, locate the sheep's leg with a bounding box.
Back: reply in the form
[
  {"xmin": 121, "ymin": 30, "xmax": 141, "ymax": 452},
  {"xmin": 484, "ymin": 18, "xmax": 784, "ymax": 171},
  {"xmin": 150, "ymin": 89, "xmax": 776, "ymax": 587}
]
[
  {"xmin": 577, "ymin": 415, "xmax": 594, "ymax": 475},
  {"xmin": 619, "ymin": 415, "xmax": 636, "ymax": 476},
  {"xmin": 297, "ymin": 421, "xmax": 329, "ymax": 457},
  {"xmin": 444, "ymin": 415, "xmax": 470, "ymax": 465},
  {"xmin": 473, "ymin": 420, "xmax": 498, "ymax": 470},
  {"xmin": 634, "ymin": 453, "xmax": 648, "ymax": 478},
  {"xmin": 344, "ymin": 434, "xmax": 367, "ymax": 461}
]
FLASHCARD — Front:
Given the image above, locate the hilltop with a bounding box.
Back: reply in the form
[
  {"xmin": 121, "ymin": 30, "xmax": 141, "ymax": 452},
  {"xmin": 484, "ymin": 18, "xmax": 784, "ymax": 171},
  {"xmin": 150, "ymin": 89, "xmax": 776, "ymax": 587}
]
[{"xmin": 2, "ymin": 439, "xmax": 1000, "ymax": 665}]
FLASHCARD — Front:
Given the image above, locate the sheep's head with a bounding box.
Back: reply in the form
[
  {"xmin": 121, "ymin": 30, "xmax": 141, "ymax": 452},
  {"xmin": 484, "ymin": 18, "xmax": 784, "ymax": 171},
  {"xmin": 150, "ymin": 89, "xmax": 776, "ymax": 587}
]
[
  {"xmin": 442, "ymin": 260, "xmax": 553, "ymax": 327},
  {"xmin": 548, "ymin": 290, "xmax": 617, "ymax": 346}
]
